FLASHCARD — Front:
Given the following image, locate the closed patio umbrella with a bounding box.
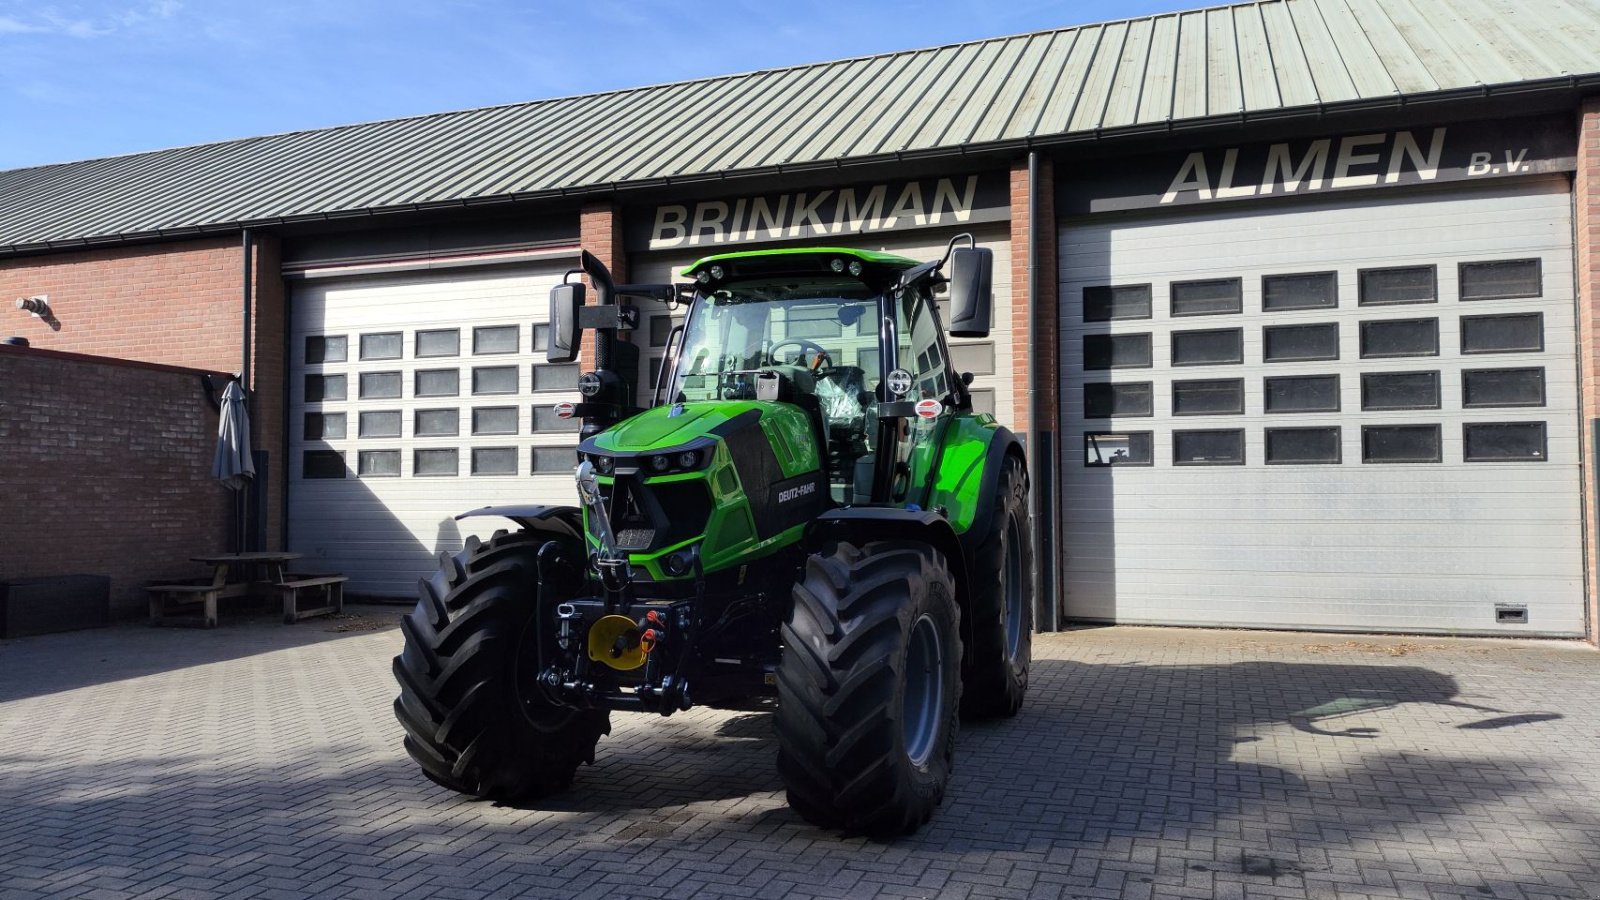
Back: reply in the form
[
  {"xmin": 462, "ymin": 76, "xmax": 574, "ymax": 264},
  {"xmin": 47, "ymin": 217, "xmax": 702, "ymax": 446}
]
[{"xmin": 213, "ymin": 380, "xmax": 255, "ymax": 550}]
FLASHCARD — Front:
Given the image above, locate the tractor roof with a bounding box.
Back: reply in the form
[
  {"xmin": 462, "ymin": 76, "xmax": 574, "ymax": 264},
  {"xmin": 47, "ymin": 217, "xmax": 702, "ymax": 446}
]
[{"xmin": 681, "ymin": 247, "xmax": 918, "ymax": 280}]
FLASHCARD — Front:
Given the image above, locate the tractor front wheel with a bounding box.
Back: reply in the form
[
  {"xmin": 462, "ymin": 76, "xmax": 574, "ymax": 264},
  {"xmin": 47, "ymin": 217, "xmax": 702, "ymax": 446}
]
[
  {"xmin": 777, "ymin": 540, "xmax": 962, "ymax": 836},
  {"xmin": 961, "ymin": 453, "xmax": 1033, "ymax": 718},
  {"xmin": 393, "ymin": 531, "xmax": 608, "ymax": 800}
]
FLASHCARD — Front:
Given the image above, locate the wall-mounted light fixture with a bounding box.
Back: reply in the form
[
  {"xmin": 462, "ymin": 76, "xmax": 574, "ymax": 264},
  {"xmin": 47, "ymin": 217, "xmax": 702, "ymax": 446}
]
[{"xmin": 16, "ymin": 295, "xmax": 50, "ymax": 317}]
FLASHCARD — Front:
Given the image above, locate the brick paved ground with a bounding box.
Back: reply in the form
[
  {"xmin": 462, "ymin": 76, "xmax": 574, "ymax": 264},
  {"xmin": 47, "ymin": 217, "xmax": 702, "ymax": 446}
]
[{"xmin": 2, "ymin": 609, "xmax": 1598, "ymax": 900}]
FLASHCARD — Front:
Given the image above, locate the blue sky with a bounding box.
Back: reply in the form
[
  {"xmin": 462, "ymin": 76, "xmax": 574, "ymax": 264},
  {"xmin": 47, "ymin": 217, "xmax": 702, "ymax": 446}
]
[{"xmin": 0, "ymin": 0, "xmax": 1197, "ymax": 171}]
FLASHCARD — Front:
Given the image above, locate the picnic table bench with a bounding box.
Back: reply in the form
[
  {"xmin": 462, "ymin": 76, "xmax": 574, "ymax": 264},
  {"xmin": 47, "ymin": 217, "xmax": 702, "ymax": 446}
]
[{"xmin": 147, "ymin": 552, "xmax": 347, "ymax": 628}]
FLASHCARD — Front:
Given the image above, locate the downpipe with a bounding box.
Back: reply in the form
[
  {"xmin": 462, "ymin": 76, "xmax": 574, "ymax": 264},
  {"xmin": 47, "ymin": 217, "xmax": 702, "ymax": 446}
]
[{"xmin": 1026, "ymin": 151, "xmax": 1059, "ymax": 632}]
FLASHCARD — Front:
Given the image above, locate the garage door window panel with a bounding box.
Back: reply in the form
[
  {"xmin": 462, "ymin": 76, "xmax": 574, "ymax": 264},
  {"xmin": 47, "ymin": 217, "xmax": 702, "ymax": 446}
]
[
  {"xmin": 1362, "ymin": 425, "xmax": 1441, "ymax": 463},
  {"xmin": 1172, "ymin": 379, "xmax": 1244, "ymax": 415},
  {"xmin": 1084, "ymin": 382, "xmax": 1154, "ymax": 418},
  {"xmin": 1461, "ymin": 313, "xmax": 1543, "ymax": 354},
  {"xmin": 1263, "ymin": 323, "xmax": 1338, "ymax": 362},
  {"xmin": 472, "ymin": 447, "xmax": 519, "ymax": 475},
  {"xmin": 532, "ymin": 446, "xmax": 577, "ymax": 473},
  {"xmin": 359, "ymin": 332, "xmax": 402, "ymax": 361},
  {"xmin": 358, "ymin": 449, "xmax": 400, "ymax": 477},
  {"xmin": 305, "ymin": 374, "xmax": 346, "ymax": 402},
  {"xmin": 415, "ymin": 329, "xmax": 460, "ymax": 358},
  {"xmin": 1171, "ymin": 328, "xmax": 1243, "ymax": 366},
  {"xmin": 1262, "ymin": 272, "xmax": 1338, "ymax": 311},
  {"xmin": 358, "ymin": 410, "xmax": 402, "ymax": 438},
  {"xmin": 304, "ymin": 412, "xmax": 345, "ymax": 441},
  {"xmin": 533, "ymin": 405, "xmax": 581, "ymax": 432},
  {"xmin": 1266, "ymin": 427, "xmax": 1341, "ymax": 465},
  {"xmin": 1359, "ymin": 265, "xmax": 1436, "ymax": 306},
  {"xmin": 416, "ymin": 368, "xmax": 460, "ymax": 397},
  {"xmin": 531, "ymin": 364, "xmax": 579, "ymax": 392},
  {"xmin": 1264, "ymin": 375, "xmax": 1340, "ymax": 413},
  {"xmin": 302, "ymin": 450, "xmax": 346, "ymax": 479},
  {"xmin": 969, "ymin": 389, "xmax": 995, "ymax": 416},
  {"xmin": 1085, "ymin": 431, "xmax": 1152, "ymax": 466},
  {"xmin": 1463, "ymin": 368, "xmax": 1545, "ymax": 408},
  {"xmin": 1171, "ymin": 278, "xmax": 1242, "ymax": 317},
  {"xmin": 473, "ymin": 325, "xmax": 519, "ymax": 355},
  {"xmin": 414, "ymin": 448, "xmax": 458, "ymax": 477},
  {"xmin": 950, "ymin": 342, "xmax": 995, "ymax": 375},
  {"xmin": 1460, "ymin": 259, "xmax": 1541, "ymax": 301},
  {"xmin": 473, "ymin": 407, "xmax": 519, "ymax": 435},
  {"xmin": 1464, "ymin": 422, "xmax": 1547, "ymax": 462},
  {"xmin": 532, "ymin": 324, "xmax": 551, "ymax": 352},
  {"xmin": 415, "ymin": 409, "xmax": 459, "ymax": 437},
  {"xmin": 305, "ymin": 335, "xmax": 347, "ymax": 364},
  {"xmin": 1083, "ymin": 333, "xmax": 1152, "ymax": 370},
  {"xmin": 1174, "ymin": 429, "xmax": 1244, "ymax": 465},
  {"xmin": 1360, "ymin": 318, "xmax": 1439, "ymax": 358},
  {"xmin": 1361, "ymin": 372, "xmax": 1440, "ymax": 411},
  {"xmin": 1082, "ymin": 284, "xmax": 1152, "ymax": 322},
  {"xmin": 359, "ymin": 372, "xmax": 402, "ymax": 400},
  {"xmin": 650, "ymin": 316, "xmax": 674, "ymax": 347},
  {"xmin": 473, "ymin": 366, "xmax": 519, "ymax": 395}
]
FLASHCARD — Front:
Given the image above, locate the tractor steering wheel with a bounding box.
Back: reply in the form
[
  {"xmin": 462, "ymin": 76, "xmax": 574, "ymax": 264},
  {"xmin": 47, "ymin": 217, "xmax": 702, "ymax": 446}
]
[{"xmin": 767, "ymin": 338, "xmax": 833, "ymax": 371}]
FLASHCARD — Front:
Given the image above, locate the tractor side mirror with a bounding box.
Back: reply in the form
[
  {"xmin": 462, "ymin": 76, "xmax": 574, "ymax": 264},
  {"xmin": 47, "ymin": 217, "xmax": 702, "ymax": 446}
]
[
  {"xmin": 547, "ymin": 282, "xmax": 584, "ymax": 363},
  {"xmin": 946, "ymin": 246, "xmax": 992, "ymax": 338}
]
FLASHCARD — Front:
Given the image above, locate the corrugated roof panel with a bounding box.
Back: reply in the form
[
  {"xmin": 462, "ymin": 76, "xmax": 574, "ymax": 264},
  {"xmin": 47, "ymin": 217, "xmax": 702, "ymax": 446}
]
[
  {"xmin": 902, "ymin": 42, "xmax": 996, "ymax": 152},
  {"xmin": 1288, "ymin": 0, "xmax": 1361, "ymax": 102},
  {"xmin": 1340, "ymin": 0, "xmax": 1436, "ymax": 94},
  {"xmin": 1234, "ymin": 3, "xmax": 1285, "ymax": 112},
  {"xmin": 1029, "ymin": 27, "xmax": 1102, "ymax": 137},
  {"xmin": 2, "ymin": 0, "xmax": 1598, "ymax": 251},
  {"xmin": 970, "ymin": 33, "xmax": 1057, "ymax": 143},
  {"xmin": 941, "ymin": 38, "xmax": 1028, "ymax": 146},
  {"xmin": 1205, "ymin": 6, "xmax": 1246, "ymax": 114},
  {"xmin": 1171, "ymin": 12, "xmax": 1211, "ymax": 120},
  {"xmin": 821, "ymin": 53, "xmax": 940, "ymax": 159},
  {"xmin": 1313, "ymin": 0, "xmax": 1399, "ymax": 97},
  {"xmin": 1136, "ymin": 15, "xmax": 1181, "ymax": 124},
  {"xmin": 1259, "ymin": 0, "xmax": 1322, "ymax": 106},
  {"xmin": 1101, "ymin": 17, "xmax": 1155, "ymax": 129},
  {"xmin": 1070, "ymin": 21, "xmax": 1132, "ymax": 131}
]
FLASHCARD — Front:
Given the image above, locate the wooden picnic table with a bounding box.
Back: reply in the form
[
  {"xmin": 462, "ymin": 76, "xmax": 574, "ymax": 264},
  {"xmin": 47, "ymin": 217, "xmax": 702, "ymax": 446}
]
[{"xmin": 148, "ymin": 551, "xmax": 346, "ymax": 627}]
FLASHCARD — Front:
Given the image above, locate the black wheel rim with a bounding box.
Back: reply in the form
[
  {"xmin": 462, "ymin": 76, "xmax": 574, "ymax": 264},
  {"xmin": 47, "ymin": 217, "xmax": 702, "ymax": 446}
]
[
  {"xmin": 1003, "ymin": 513, "xmax": 1025, "ymax": 662},
  {"xmin": 902, "ymin": 613, "xmax": 944, "ymax": 767}
]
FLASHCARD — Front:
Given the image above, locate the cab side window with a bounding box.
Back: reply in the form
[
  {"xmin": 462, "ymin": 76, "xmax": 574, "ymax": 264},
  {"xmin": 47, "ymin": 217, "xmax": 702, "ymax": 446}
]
[{"xmin": 898, "ymin": 291, "xmax": 950, "ymax": 400}]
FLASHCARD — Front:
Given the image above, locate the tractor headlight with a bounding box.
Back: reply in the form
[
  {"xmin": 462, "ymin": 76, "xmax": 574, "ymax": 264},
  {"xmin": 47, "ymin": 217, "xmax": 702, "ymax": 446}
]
[
  {"xmin": 848, "ymin": 260, "xmax": 863, "ymax": 276},
  {"xmin": 677, "ymin": 450, "xmax": 699, "ymax": 470},
  {"xmin": 593, "ymin": 454, "xmax": 613, "ymax": 474},
  {"xmin": 648, "ymin": 454, "xmax": 671, "ymax": 473},
  {"xmin": 696, "ymin": 271, "xmax": 710, "ymax": 284},
  {"xmin": 708, "ymin": 265, "xmax": 725, "ymax": 281},
  {"xmin": 829, "ymin": 258, "xmax": 845, "ymax": 273}
]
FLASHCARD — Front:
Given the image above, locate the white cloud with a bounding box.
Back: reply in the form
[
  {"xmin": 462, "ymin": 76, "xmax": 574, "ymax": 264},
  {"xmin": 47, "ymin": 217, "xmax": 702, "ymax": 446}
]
[{"xmin": 0, "ymin": 2, "xmax": 183, "ymax": 39}]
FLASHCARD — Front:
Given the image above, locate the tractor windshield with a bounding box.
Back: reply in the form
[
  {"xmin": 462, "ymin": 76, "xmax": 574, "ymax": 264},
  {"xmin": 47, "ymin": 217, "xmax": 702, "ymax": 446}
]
[{"xmin": 668, "ymin": 276, "xmax": 886, "ymax": 502}]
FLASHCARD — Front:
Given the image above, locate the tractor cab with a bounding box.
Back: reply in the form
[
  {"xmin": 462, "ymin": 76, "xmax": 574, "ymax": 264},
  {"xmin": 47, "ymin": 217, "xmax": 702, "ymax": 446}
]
[{"xmin": 667, "ymin": 248, "xmax": 955, "ymax": 505}]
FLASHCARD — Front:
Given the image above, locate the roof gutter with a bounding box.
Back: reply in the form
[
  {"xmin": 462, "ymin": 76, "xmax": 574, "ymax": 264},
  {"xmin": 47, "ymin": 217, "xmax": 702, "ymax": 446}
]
[{"xmin": 1, "ymin": 75, "xmax": 1597, "ymax": 258}]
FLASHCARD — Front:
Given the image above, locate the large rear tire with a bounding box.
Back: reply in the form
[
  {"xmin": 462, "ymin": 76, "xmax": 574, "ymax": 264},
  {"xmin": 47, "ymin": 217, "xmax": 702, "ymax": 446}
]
[
  {"xmin": 776, "ymin": 540, "xmax": 961, "ymax": 836},
  {"xmin": 392, "ymin": 531, "xmax": 608, "ymax": 800},
  {"xmin": 960, "ymin": 453, "xmax": 1033, "ymax": 718}
]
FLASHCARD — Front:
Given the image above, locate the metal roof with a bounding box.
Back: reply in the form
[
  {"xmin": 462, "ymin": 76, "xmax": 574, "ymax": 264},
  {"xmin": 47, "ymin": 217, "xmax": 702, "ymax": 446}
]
[{"xmin": 3, "ymin": 0, "xmax": 1599, "ymax": 254}]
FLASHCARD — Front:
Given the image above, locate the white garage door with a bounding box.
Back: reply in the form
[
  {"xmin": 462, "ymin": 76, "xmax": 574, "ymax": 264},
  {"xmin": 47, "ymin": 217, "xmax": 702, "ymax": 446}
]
[
  {"xmin": 1058, "ymin": 177, "xmax": 1583, "ymax": 636},
  {"xmin": 630, "ymin": 225, "xmax": 1015, "ymax": 426},
  {"xmin": 289, "ymin": 262, "xmax": 582, "ymax": 597}
]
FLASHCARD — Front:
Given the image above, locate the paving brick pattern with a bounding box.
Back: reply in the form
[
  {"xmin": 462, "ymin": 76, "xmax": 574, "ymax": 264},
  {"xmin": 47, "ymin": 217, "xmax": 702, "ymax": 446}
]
[{"xmin": 3, "ymin": 610, "xmax": 1598, "ymax": 899}]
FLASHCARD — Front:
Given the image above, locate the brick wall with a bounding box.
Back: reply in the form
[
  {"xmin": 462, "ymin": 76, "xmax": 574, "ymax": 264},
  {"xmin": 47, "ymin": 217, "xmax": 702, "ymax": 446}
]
[
  {"xmin": 0, "ymin": 235, "xmax": 285, "ymax": 550},
  {"xmin": 1009, "ymin": 156, "xmax": 1059, "ymax": 436},
  {"xmin": 579, "ymin": 201, "xmax": 628, "ymax": 367},
  {"xmin": 1575, "ymin": 99, "xmax": 1600, "ymax": 645},
  {"xmin": 0, "ymin": 345, "xmax": 230, "ymax": 619}
]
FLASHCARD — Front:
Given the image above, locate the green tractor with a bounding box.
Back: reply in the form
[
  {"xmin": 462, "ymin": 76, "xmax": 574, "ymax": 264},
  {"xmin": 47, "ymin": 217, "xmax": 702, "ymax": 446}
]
[{"xmin": 393, "ymin": 238, "xmax": 1033, "ymax": 835}]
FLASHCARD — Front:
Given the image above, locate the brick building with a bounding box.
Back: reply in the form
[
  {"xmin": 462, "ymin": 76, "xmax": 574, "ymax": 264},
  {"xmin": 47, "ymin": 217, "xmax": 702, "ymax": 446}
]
[{"xmin": 3, "ymin": 0, "xmax": 1600, "ymax": 641}]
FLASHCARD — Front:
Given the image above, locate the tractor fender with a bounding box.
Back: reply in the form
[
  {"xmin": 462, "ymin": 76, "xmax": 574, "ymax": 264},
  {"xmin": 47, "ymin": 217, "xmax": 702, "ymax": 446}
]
[
  {"xmin": 804, "ymin": 507, "xmax": 971, "ymax": 629},
  {"xmin": 455, "ymin": 504, "xmax": 584, "ymax": 543},
  {"xmin": 956, "ymin": 425, "xmax": 1027, "ymax": 563}
]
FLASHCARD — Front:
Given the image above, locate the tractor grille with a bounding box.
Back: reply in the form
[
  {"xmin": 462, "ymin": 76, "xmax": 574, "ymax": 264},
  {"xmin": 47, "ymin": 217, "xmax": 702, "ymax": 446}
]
[{"xmin": 602, "ymin": 478, "xmax": 713, "ymax": 555}]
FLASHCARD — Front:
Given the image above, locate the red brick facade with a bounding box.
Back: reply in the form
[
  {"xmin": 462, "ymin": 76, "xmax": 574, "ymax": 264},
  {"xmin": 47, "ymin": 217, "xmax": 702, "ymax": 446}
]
[
  {"xmin": 0, "ymin": 346, "xmax": 230, "ymax": 618},
  {"xmin": 1008, "ymin": 156, "xmax": 1059, "ymax": 437},
  {"xmin": 579, "ymin": 201, "xmax": 628, "ymax": 366},
  {"xmin": 0, "ymin": 234, "xmax": 285, "ymax": 550},
  {"xmin": 1575, "ymin": 100, "xmax": 1600, "ymax": 644}
]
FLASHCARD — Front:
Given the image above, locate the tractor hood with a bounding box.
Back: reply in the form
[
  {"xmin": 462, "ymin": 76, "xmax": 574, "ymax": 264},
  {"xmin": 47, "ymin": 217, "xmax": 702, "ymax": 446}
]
[{"xmin": 581, "ymin": 400, "xmax": 820, "ymax": 480}]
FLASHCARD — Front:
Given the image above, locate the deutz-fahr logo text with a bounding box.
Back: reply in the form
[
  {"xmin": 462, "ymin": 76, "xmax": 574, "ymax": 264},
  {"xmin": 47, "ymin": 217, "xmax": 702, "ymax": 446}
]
[{"xmin": 778, "ymin": 482, "xmax": 817, "ymax": 504}]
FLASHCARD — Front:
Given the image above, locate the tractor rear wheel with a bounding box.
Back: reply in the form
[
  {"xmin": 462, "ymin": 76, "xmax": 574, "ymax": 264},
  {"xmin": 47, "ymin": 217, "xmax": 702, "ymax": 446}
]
[
  {"xmin": 393, "ymin": 531, "xmax": 608, "ymax": 800},
  {"xmin": 777, "ymin": 540, "xmax": 961, "ymax": 836},
  {"xmin": 960, "ymin": 453, "xmax": 1032, "ymax": 718}
]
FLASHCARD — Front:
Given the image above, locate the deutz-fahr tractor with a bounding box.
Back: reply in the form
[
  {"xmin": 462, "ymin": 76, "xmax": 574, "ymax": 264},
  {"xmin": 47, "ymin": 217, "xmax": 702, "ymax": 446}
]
[{"xmin": 393, "ymin": 238, "xmax": 1033, "ymax": 835}]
